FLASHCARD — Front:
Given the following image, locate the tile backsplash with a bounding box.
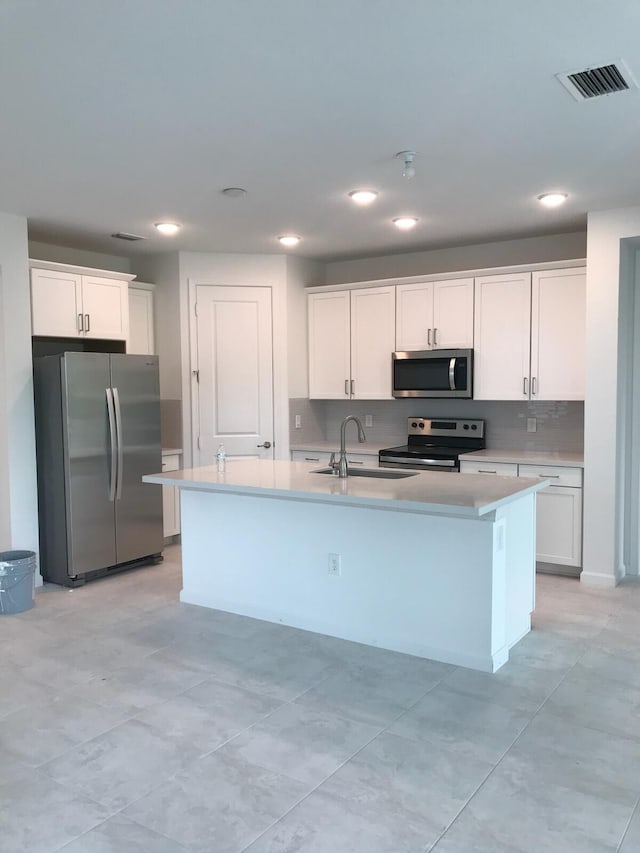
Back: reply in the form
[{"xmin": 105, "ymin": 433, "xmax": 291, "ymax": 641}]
[{"xmin": 292, "ymin": 398, "xmax": 583, "ymax": 453}]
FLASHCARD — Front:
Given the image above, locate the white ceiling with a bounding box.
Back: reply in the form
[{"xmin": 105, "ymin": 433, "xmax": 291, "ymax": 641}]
[{"xmin": 3, "ymin": 0, "xmax": 640, "ymax": 261}]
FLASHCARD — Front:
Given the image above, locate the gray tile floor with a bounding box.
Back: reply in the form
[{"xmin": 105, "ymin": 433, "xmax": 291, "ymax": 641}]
[{"xmin": 2, "ymin": 545, "xmax": 640, "ymax": 852}]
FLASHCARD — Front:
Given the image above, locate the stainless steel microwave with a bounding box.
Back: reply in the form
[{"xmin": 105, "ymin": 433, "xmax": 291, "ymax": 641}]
[{"xmin": 392, "ymin": 348, "xmax": 473, "ymax": 398}]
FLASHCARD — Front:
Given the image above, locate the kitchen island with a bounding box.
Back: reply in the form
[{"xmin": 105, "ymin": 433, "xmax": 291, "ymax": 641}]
[{"xmin": 144, "ymin": 460, "xmax": 547, "ymax": 672}]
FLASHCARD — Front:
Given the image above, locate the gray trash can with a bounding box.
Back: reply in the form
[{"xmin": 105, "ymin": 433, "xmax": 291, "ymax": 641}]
[{"xmin": 0, "ymin": 550, "xmax": 36, "ymax": 614}]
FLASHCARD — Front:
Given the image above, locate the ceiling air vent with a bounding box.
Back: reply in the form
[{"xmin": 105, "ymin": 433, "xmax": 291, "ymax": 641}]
[
  {"xmin": 556, "ymin": 60, "xmax": 638, "ymax": 101},
  {"xmin": 111, "ymin": 231, "xmax": 145, "ymax": 242}
]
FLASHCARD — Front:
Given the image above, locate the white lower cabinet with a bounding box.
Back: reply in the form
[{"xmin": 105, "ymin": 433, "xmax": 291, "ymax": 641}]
[
  {"xmin": 518, "ymin": 464, "xmax": 582, "ymax": 568},
  {"xmin": 290, "ymin": 449, "xmax": 378, "ymax": 467},
  {"xmin": 459, "ymin": 459, "xmax": 583, "ymax": 571},
  {"xmin": 161, "ymin": 453, "xmax": 181, "ymax": 538}
]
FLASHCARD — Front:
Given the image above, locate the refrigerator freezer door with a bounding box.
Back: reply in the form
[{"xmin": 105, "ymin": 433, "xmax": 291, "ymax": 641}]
[
  {"xmin": 110, "ymin": 354, "xmax": 163, "ymax": 563},
  {"xmin": 62, "ymin": 353, "xmax": 117, "ymax": 575}
]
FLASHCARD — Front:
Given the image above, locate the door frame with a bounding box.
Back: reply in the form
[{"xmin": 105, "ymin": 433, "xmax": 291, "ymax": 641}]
[{"xmin": 186, "ymin": 278, "xmax": 289, "ymax": 469}]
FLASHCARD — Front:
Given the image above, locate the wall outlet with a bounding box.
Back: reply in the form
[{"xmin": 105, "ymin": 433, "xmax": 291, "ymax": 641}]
[
  {"xmin": 526, "ymin": 417, "xmax": 537, "ymax": 433},
  {"xmin": 328, "ymin": 553, "xmax": 341, "ymax": 575},
  {"xmin": 294, "ymin": 415, "xmax": 302, "ymax": 429},
  {"xmin": 364, "ymin": 414, "xmax": 373, "ymax": 427}
]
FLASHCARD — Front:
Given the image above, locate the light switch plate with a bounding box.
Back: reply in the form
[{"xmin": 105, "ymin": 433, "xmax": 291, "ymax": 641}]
[
  {"xmin": 365, "ymin": 414, "xmax": 373, "ymax": 427},
  {"xmin": 527, "ymin": 418, "xmax": 537, "ymax": 432},
  {"xmin": 294, "ymin": 415, "xmax": 302, "ymax": 429}
]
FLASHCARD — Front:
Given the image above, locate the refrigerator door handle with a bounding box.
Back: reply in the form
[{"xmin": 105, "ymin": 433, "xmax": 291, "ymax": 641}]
[
  {"xmin": 106, "ymin": 388, "xmax": 117, "ymax": 502},
  {"xmin": 112, "ymin": 386, "xmax": 124, "ymax": 500}
]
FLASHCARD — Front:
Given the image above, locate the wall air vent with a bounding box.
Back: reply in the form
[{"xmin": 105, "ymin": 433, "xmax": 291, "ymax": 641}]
[
  {"xmin": 556, "ymin": 60, "xmax": 638, "ymax": 101},
  {"xmin": 111, "ymin": 231, "xmax": 145, "ymax": 241}
]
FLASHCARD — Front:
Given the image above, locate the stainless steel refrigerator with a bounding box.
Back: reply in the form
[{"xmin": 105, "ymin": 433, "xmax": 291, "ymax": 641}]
[{"xmin": 34, "ymin": 352, "xmax": 163, "ymax": 586}]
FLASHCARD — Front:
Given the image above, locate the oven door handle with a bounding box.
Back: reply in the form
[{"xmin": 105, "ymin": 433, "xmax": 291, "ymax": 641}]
[
  {"xmin": 449, "ymin": 357, "xmax": 457, "ymax": 391},
  {"xmin": 379, "ymin": 454, "xmax": 456, "ymax": 467}
]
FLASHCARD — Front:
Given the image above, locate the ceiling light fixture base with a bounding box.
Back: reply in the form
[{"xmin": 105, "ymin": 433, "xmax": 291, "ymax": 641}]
[{"xmin": 394, "ymin": 150, "xmax": 417, "ymax": 179}]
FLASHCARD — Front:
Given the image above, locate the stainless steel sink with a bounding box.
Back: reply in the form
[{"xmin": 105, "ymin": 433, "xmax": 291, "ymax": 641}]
[{"xmin": 311, "ymin": 467, "xmax": 418, "ymax": 479}]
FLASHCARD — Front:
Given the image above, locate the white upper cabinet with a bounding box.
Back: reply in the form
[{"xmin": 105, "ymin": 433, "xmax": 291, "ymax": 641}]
[
  {"xmin": 474, "ymin": 267, "xmax": 586, "ymax": 401},
  {"xmin": 531, "ymin": 268, "xmax": 586, "ymax": 401},
  {"xmin": 308, "ymin": 286, "xmax": 395, "ymax": 399},
  {"xmin": 30, "ymin": 268, "xmax": 83, "ymax": 338},
  {"xmin": 396, "ymin": 278, "xmax": 474, "ymax": 351},
  {"xmin": 308, "ymin": 290, "xmax": 351, "ymax": 399},
  {"xmin": 30, "ymin": 262, "xmax": 133, "ymax": 340},
  {"xmin": 474, "ymin": 272, "xmax": 532, "ymax": 400},
  {"xmin": 81, "ymin": 276, "xmax": 129, "ymax": 339},
  {"xmin": 350, "ymin": 286, "xmax": 395, "ymax": 399},
  {"xmin": 128, "ymin": 284, "xmax": 155, "ymax": 355}
]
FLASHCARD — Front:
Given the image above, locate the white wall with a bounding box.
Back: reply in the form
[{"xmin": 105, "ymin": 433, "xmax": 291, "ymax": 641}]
[
  {"xmin": 0, "ymin": 213, "xmax": 40, "ymax": 581},
  {"xmin": 28, "ymin": 240, "xmax": 131, "ymax": 274},
  {"xmin": 286, "ymin": 255, "xmax": 323, "ymax": 399},
  {"xmin": 323, "ymin": 231, "xmax": 587, "ymax": 284},
  {"xmin": 582, "ymin": 208, "xmax": 640, "ymax": 586}
]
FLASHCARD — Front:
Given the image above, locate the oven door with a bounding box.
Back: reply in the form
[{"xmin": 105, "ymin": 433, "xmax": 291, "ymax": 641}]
[{"xmin": 392, "ymin": 349, "xmax": 473, "ymax": 398}]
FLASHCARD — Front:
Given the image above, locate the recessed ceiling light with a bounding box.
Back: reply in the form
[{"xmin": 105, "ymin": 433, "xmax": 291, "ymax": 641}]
[
  {"xmin": 278, "ymin": 235, "xmax": 301, "ymax": 247},
  {"xmin": 154, "ymin": 222, "xmax": 181, "ymax": 235},
  {"xmin": 348, "ymin": 190, "xmax": 378, "ymax": 205},
  {"xmin": 221, "ymin": 187, "xmax": 247, "ymax": 198},
  {"xmin": 393, "ymin": 216, "xmax": 418, "ymax": 230},
  {"xmin": 537, "ymin": 192, "xmax": 568, "ymax": 208}
]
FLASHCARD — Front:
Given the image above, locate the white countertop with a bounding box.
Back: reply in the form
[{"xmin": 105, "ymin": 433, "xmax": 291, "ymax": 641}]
[
  {"xmin": 161, "ymin": 448, "xmax": 183, "ymax": 456},
  {"xmin": 144, "ymin": 459, "xmax": 547, "ymax": 519},
  {"xmin": 463, "ymin": 449, "xmax": 584, "ymax": 467}
]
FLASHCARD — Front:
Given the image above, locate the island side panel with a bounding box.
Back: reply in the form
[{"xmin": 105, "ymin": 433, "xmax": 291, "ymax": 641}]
[
  {"xmin": 498, "ymin": 491, "xmax": 536, "ymax": 648},
  {"xmin": 178, "ymin": 488, "xmax": 530, "ymax": 672}
]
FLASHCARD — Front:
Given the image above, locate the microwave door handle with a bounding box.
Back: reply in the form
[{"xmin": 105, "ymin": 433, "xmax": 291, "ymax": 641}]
[{"xmin": 449, "ymin": 357, "xmax": 457, "ymax": 391}]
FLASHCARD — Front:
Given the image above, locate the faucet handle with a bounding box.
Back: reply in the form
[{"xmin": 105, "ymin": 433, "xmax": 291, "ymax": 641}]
[{"xmin": 329, "ymin": 452, "xmax": 337, "ymax": 468}]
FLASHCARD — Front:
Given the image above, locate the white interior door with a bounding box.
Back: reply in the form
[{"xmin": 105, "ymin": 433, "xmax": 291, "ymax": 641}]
[{"xmin": 195, "ymin": 285, "xmax": 274, "ymax": 464}]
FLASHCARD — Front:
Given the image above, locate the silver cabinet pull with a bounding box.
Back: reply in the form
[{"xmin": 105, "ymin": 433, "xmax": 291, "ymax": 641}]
[
  {"xmin": 349, "ymin": 459, "xmax": 364, "ymax": 465},
  {"xmin": 257, "ymin": 441, "xmax": 272, "ymax": 448},
  {"xmin": 304, "ymin": 456, "xmax": 320, "ymax": 462},
  {"xmin": 351, "ymin": 379, "xmax": 355, "ymax": 395},
  {"xmin": 433, "ymin": 328, "xmax": 438, "ymax": 346},
  {"xmin": 523, "ymin": 377, "xmax": 528, "ymax": 396},
  {"xmin": 345, "ymin": 379, "xmax": 349, "ymax": 396},
  {"xmin": 478, "ymin": 469, "xmax": 497, "ymax": 474},
  {"xmin": 538, "ymin": 474, "xmax": 559, "ymax": 478},
  {"xmin": 427, "ymin": 329, "xmax": 431, "ymax": 346},
  {"xmin": 85, "ymin": 314, "xmax": 90, "ymax": 333},
  {"xmin": 78, "ymin": 313, "xmax": 84, "ymax": 333},
  {"xmin": 531, "ymin": 376, "xmax": 537, "ymax": 395}
]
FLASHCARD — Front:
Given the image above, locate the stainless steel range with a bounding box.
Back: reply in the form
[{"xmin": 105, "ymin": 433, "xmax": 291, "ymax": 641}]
[{"xmin": 379, "ymin": 417, "xmax": 485, "ymax": 472}]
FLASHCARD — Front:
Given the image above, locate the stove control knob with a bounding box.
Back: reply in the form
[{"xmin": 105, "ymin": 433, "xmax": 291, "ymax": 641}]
[
  {"xmin": 471, "ymin": 424, "xmax": 477, "ymax": 430},
  {"xmin": 418, "ymin": 422, "xmax": 424, "ymax": 428},
  {"xmin": 411, "ymin": 421, "xmax": 418, "ymax": 428},
  {"xmin": 463, "ymin": 424, "xmax": 469, "ymax": 430}
]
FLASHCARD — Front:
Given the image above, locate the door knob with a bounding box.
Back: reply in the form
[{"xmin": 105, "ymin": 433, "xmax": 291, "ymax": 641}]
[{"xmin": 257, "ymin": 441, "xmax": 272, "ymax": 449}]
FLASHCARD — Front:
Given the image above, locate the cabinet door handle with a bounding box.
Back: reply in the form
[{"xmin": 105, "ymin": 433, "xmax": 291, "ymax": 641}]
[
  {"xmin": 304, "ymin": 456, "xmax": 320, "ymax": 462},
  {"xmin": 78, "ymin": 313, "xmax": 84, "ymax": 332},
  {"xmin": 345, "ymin": 379, "xmax": 349, "ymax": 396},
  {"xmin": 478, "ymin": 469, "xmax": 497, "ymax": 474},
  {"xmin": 531, "ymin": 376, "xmax": 537, "ymax": 395},
  {"xmin": 351, "ymin": 379, "xmax": 355, "ymax": 395},
  {"xmin": 538, "ymin": 474, "xmax": 560, "ymax": 478},
  {"xmin": 433, "ymin": 328, "xmax": 438, "ymax": 346},
  {"xmin": 349, "ymin": 459, "xmax": 364, "ymax": 465},
  {"xmin": 523, "ymin": 377, "xmax": 528, "ymax": 396},
  {"xmin": 427, "ymin": 329, "xmax": 431, "ymax": 346},
  {"xmin": 85, "ymin": 314, "xmax": 90, "ymax": 333}
]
